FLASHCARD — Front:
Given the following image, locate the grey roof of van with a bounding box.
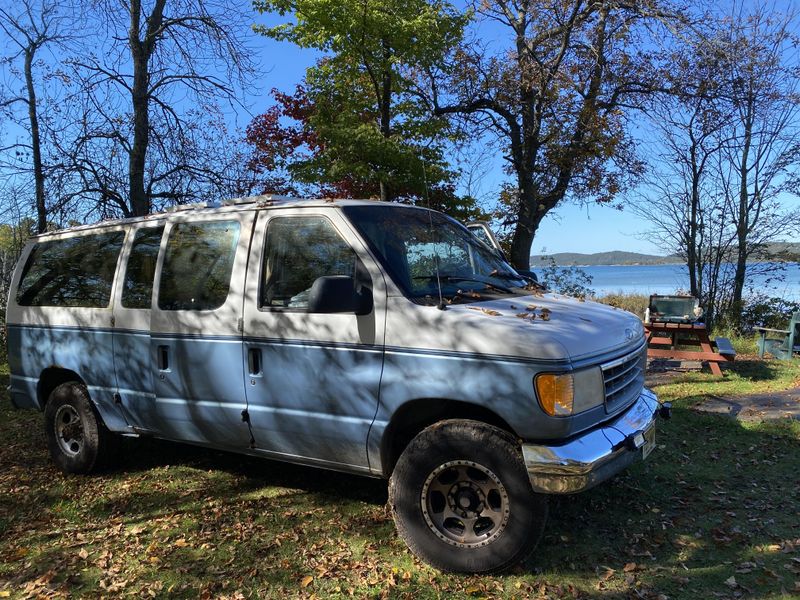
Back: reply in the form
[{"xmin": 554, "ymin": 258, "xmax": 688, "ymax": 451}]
[{"xmin": 33, "ymin": 196, "xmax": 433, "ymax": 239}]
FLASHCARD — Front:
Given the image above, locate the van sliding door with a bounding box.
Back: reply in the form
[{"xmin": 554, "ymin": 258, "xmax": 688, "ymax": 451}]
[{"xmin": 149, "ymin": 212, "xmax": 256, "ymax": 449}]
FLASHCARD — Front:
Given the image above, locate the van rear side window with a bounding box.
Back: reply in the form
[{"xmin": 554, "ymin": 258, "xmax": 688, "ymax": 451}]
[
  {"xmin": 122, "ymin": 226, "xmax": 165, "ymax": 309},
  {"xmin": 158, "ymin": 220, "xmax": 240, "ymax": 311},
  {"xmin": 16, "ymin": 231, "xmax": 125, "ymax": 307}
]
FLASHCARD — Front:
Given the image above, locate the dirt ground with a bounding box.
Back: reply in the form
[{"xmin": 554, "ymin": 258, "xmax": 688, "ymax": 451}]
[{"xmin": 646, "ymin": 359, "xmax": 800, "ymax": 421}]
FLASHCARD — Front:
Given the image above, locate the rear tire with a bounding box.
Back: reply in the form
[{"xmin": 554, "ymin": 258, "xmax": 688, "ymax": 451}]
[
  {"xmin": 44, "ymin": 382, "xmax": 116, "ymax": 474},
  {"xmin": 389, "ymin": 419, "xmax": 548, "ymax": 573}
]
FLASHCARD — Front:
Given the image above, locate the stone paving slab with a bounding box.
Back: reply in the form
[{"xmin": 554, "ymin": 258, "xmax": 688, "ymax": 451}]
[{"xmin": 693, "ymin": 388, "xmax": 800, "ymax": 421}]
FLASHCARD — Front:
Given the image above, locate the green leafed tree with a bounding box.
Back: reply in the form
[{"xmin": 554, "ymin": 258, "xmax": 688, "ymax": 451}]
[{"xmin": 252, "ymin": 0, "xmax": 475, "ymax": 213}]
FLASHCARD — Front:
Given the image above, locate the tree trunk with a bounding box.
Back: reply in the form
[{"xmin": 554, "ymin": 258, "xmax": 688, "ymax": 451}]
[
  {"xmin": 687, "ymin": 144, "xmax": 700, "ymax": 297},
  {"xmin": 508, "ymin": 6, "xmax": 609, "ymax": 270},
  {"xmin": 732, "ymin": 92, "xmax": 754, "ymax": 310},
  {"xmin": 508, "ymin": 199, "xmax": 535, "ymax": 270},
  {"xmin": 378, "ymin": 38, "xmax": 392, "ymax": 202},
  {"xmin": 508, "ymin": 179, "xmax": 554, "ymax": 270},
  {"xmin": 24, "ymin": 48, "xmax": 46, "ymax": 233},
  {"xmin": 128, "ymin": 0, "xmax": 150, "ymax": 216},
  {"xmin": 127, "ymin": 0, "xmax": 166, "ymax": 216}
]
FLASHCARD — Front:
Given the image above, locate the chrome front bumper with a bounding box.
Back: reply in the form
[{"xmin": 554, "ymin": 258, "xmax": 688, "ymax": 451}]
[{"xmin": 522, "ymin": 388, "xmax": 661, "ymax": 494}]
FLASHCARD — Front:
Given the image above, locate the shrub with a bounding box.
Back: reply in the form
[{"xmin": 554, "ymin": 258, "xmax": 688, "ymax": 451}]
[
  {"xmin": 538, "ymin": 257, "xmax": 594, "ymax": 299},
  {"xmin": 595, "ymin": 293, "xmax": 649, "ymax": 318}
]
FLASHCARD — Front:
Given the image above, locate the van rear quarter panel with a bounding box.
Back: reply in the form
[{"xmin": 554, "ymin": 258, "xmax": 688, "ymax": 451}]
[
  {"xmin": 6, "ymin": 236, "xmax": 130, "ymax": 431},
  {"xmin": 6, "ymin": 319, "xmax": 128, "ymax": 430}
]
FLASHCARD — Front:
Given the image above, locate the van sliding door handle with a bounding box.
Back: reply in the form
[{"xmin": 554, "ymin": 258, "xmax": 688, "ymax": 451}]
[
  {"xmin": 158, "ymin": 345, "xmax": 170, "ymax": 371},
  {"xmin": 247, "ymin": 348, "xmax": 262, "ymax": 375}
]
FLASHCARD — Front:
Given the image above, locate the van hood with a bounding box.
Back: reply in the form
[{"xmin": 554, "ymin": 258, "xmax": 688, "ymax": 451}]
[{"xmin": 441, "ymin": 293, "xmax": 646, "ymax": 364}]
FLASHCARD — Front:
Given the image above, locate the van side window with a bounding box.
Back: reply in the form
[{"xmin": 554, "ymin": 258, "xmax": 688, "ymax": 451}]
[
  {"xmin": 122, "ymin": 226, "xmax": 165, "ymax": 309},
  {"xmin": 261, "ymin": 217, "xmax": 355, "ymax": 309},
  {"xmin": 158, "ymin": 220, "xmax": 240, "ymax": 311},
  {"xmin": 16, "ymin": 231, "xmax": 125, "ymax": 307}
]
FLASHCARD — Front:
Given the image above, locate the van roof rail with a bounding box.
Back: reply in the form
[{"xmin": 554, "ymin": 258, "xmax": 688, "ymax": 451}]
[
  {"xmin": 222, "ymin": 194, "xmax": 302, "ymax": 206},
  {"xmin": 165, "ymin": 200, "xmax": 219, "ymax": 212}
]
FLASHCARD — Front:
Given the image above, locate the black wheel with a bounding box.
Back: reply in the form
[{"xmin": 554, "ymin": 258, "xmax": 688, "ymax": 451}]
[
  {"xmin": 389, "ymin": 419, "xmax": 548, "ymax": 573},
  {"xmin": 44, "ymin": 382, "xmax": 116, "ymax": 474}
]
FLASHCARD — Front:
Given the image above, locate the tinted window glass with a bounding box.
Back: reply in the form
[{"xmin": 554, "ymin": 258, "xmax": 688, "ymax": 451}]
[
  {"xmin": 468, "ymin": 225, "xmax": 493, "ymax": 248},
  {"xmin": 343, "ymin": 205, "xmax": 525, "ymax": 301},
  {"xmin": 16, "ymin": 231, "xmax": 125, "ymax": 307},
  {"xmin": 261, "ymin": 217, "xmax": 356, "ymax": 309},
  {"xmin": 158, "ymin": 220, "xmax": 240, "ymax": 311},
  {"xmin": 122, "ymin": 226, "xmax": 164, "ymax": 309}
]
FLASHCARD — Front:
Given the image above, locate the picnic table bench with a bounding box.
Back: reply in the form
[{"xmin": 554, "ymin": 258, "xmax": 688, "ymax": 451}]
[{"xmin": 645, "ymin": 322, "xmax": 735, "ymax": 376}]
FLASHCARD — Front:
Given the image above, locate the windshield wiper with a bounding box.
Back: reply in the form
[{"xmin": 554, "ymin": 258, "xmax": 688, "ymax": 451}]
[
  {"xmin": 487, "ymin": 270, "xmax": 526, "ymax": 282},
  {"xmin": 413, "ymin": 274, "xmax": 513, "ymax": 294}
]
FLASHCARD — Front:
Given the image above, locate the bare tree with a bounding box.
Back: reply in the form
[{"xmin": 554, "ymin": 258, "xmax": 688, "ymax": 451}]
[
  {"xmin": 633, "ymin": 40, "xmax": 738, "ymax": 324},
  {"xmin": 0, "ymin": 0, "xmax": 72, "ymax": 233},
  {"xmin": 633, "ymin": 3, "xmax": 800, "ymax": 328},
  {"xmin": 719, "ymin": 3, "xmax": 800, "ymax": 311},
  {"xmin": 63, "ymin": 0, "xmax": 256, "ymax": 217}
]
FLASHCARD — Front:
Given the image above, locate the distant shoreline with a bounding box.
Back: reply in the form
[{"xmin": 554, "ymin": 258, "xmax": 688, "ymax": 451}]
[
  {"xmin": 533, "ymin": 259, "xmax": 800, "ymax": 267},
  {"xmin": 530, "ymin": 244, "xmax": 800, "ymax": 267},
  {"xmin": 546, "ymin": 262, "xmax": 686, "ymax": 268}
]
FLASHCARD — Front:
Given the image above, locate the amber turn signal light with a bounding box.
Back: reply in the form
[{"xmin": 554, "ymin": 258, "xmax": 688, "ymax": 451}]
[{"xmin": 535, "ymin": 373, "xmax": 574, "ymax": 417}]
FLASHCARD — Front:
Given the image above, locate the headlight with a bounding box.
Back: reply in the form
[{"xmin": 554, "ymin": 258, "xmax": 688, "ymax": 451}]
[{"xmin": 535, "ymin": 367, "xmax": 604, "ymax": 417}]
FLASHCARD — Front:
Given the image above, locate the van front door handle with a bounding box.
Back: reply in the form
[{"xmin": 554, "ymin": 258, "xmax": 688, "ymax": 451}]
[{"xmin": 247, "ymin": 348, "xmax": 262, "ymax": 375}]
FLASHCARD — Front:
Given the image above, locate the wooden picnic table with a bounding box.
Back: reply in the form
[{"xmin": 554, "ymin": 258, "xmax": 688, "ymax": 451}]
[{"xmin": 644, "ymin": 321, "xmax": 735, "ymax": 377}]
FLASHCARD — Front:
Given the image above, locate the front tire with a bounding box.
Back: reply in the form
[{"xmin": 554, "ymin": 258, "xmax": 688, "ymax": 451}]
[
  {"xmin": 44, "ymin": 382, "xmax": 115, "ymax": 474},
  {"xmin": 388, "ymin": 419, "xmax": 548, "ymax": 573}
]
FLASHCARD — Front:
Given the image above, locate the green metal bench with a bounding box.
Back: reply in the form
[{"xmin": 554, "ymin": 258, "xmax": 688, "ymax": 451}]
[{"xmin": 757, "ymin": 311, "xmax": 800, "ymax": 360}]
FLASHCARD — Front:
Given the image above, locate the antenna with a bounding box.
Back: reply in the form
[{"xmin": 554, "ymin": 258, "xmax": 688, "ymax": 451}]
[{"xmin": 421, "ymin": 162, "xmax": 446, "ymax": 310}]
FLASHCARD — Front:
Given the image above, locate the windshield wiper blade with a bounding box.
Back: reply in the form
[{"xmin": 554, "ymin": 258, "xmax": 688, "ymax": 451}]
[
  {"xmin": 434, "ymin": 275, "xmax": 514, "ymax": 294},
  {"xmin": 413, "ymin": 274, "xmax": 513, "ymax": 294},
  {"xmin": 487, "ymin": 270, "xmax": 525, "ymax": 281}
]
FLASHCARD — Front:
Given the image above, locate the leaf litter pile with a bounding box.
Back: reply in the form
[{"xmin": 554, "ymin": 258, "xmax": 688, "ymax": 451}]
[{"xmin": 1, "ymin": 362, "xmax": 799, "ymax": 599}]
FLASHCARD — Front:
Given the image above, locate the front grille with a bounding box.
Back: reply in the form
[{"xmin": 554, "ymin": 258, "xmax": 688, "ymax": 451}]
[{"xmin": 601, "ymin": 345, "xmax": 646, "ymax": 413}]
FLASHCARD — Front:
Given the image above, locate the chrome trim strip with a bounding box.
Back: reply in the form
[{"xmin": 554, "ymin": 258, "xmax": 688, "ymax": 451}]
[
  {"xmin": 522, "ymin": 388, "xmax": 660, "ymax": 494},
  {"xmin": 601, "ymin": 345, "xmax": 643, "ymax": 371}
]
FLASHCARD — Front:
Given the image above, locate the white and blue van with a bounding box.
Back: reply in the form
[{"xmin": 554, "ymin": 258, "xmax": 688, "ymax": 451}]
[{"xmin": 5, "ymin": 196, "xmax": 666, "ymax": 573}]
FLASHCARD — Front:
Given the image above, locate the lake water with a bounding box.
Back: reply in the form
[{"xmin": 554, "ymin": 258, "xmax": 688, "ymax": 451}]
[{"xmin": 564, "ymin": 262, "xmax": 800, "ymax": 300}]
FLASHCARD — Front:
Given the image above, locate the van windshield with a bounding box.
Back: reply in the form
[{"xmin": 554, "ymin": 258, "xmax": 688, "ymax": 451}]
[{"xmin": 342, "ymin": 205, "xmax": 530, "ymax": 303}]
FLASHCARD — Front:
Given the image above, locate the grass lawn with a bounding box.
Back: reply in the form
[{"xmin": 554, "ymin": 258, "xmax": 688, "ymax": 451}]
[{"xmin": 1, "ymin": 360, "xmax": 799, "ymax": 599}]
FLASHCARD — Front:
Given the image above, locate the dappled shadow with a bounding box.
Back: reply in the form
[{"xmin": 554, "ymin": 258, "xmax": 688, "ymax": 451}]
[
  {"xmin": 114, "ymin": 436, "xmax": 388, "ymax": 506},
  {"xmin": 2, "ymin": 395, "xmax": 799, "ymax": 599},
  {"xmin": 514, "ymin": 397, "xmax": 800, "ymax": 598}
]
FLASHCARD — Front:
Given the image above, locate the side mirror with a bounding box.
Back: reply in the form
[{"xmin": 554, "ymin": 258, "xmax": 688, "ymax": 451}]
[{"xmin": 307, "ymin": 275, "xmax": 373, "ymax": 315}]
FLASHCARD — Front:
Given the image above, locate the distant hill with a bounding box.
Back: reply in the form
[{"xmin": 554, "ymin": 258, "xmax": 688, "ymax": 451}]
[
  {"xmin": 530, "ymin": 251, "xmax": 681, "ymax": 266},
  {"xmin": 531, "ymin": 243, "xmax": 800, "ymax": 266}
]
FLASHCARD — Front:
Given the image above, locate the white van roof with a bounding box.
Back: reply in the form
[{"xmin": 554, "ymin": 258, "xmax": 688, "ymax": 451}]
[{"xmin": 31, "ymin": 196, "xmax": 431, "ymax": 239}]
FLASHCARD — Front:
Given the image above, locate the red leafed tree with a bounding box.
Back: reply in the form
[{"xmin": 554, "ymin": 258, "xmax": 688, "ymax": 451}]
[
  {"xmin": 245, "ymin": 85, "xmax": 373, "ymax": 198},
  {"xmin": 244, "ymin": 84, "xmax": 483, "ymax": 220}
]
